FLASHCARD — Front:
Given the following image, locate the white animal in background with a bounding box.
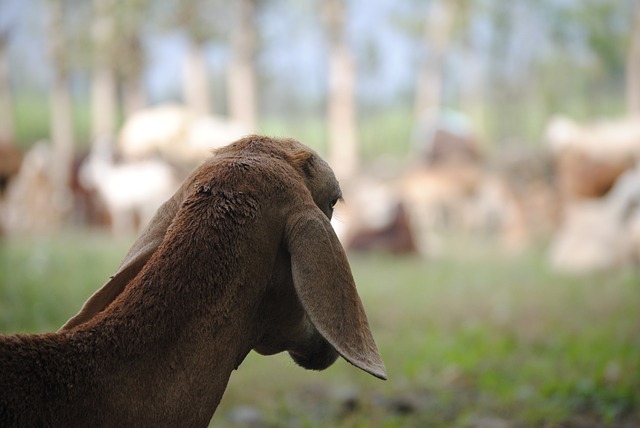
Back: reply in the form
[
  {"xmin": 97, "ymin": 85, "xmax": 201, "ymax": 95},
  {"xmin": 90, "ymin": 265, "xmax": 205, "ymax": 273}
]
[
  {"xmin": 0, "ymin": 141, "xmax": 68, "ymax": 234},
  {"xmin": 546, "ymin": 115, "xmax": 640, "ymax": 161},
  {"xmin": 549, "ymin": 164, "xmax": 640, "ymax": 273},
  {"xmin": 119, "ymin": 104, "xmax": 250, "ymax": 166},
  {"xmin": 80, "ymin": 136, "xmax": 179, "ymax": 234}
]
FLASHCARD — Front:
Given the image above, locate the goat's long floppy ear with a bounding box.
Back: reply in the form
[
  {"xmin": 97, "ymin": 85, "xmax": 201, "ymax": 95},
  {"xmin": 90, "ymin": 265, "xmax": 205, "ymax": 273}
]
[
  {"xmin": 286, "ymin": 209, "xmax": 387, "ymax": 380},
  {"xmin": 59, "ymin": 192, "xmax": 184, "ymax": 332}
]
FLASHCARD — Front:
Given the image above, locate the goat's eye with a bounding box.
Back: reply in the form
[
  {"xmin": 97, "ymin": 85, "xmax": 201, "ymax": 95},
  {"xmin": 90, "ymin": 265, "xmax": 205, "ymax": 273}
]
[{"xmin": 330, "ymin": 198, "xmax": 339, "ymax": 209}]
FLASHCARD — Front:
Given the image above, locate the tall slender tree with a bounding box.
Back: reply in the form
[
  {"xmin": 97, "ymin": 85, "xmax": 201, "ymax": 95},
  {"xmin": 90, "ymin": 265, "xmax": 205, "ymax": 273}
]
[
  {"xmin": 177, "ymin": 1, "xmax": 215, "ymax": 115},
  {"xmin": 91, "ymin": 0, "xmax": 118, "ymax": 140},
  {"xmin": 0, "ymin": 29, "xmax": 14, "ymax": 146},
  {"xmin": 183, "ymin": 38, "xmax": 211, "ymax": 115},
  {"xmin": 228, "ymin": 0, "xmax": 257, "ymax": 129},
  {"xmin": 627, "ymin": 0, "xmax": 640, "ymax": 115},
  {"xmin": 323, "ymin": 0, "xmax": 358, "ymax": 180},
  {"xmin": 413, "ymin": 0, "xmax": 454, "ymax": 124},
  {"xmin": 116, "ymin": 0, "xmax": 149, "ymax": 118},
  {"xmin": 45, "ymin": 0, "xmax": 75, "ymax": 223}
]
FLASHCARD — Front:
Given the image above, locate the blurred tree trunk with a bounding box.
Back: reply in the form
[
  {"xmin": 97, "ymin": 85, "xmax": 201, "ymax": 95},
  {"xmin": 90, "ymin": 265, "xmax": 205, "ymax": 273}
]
[
  {"xmin": 627, "ymin": 0, "xmax": 640, "ymax": 115},
  {"xmin": 120, "ymin": 35, "xmax": 147, "ymax": 118},
  {"xmin": 170, "ymin": 0, "xmax": 224, "ymax": 116},
  {"xmin": 0, "ymin": 31, "xmax": 14, "ymax": 146},
  {"xmin": 91, "ymin": 0, "xmax": 118, "ymax": 141},
  {"xmin": 118, "ymin": 0, "xmax": 149, "ymax": 119},
  {"xmin": 459, "ymin": 47, "xmax": 485, "ymax": 136},
  {"xmin": 45, "ymin": 0, "xmax": 74, "ymax": 223},
  {"xmin": 228, "ymin": 0, "xmax": 257, "ymax": 129},
  {"xmin": 412, "ymin": 0, "xmax": 455, "ymax": 148},
  {"xmin": 183, "ymin": 40, "xmax": 210, "ymax": 115},
  {"xmin": 324, "ymin": 0, "xmax": 358, "ymax": 180}
]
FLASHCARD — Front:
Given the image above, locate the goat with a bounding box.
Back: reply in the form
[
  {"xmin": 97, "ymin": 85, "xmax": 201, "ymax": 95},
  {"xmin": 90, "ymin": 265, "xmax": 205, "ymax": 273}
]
[
  {"xmin": 0, "ymin": 135, "xmax": 386, "ymax": 427},
  {"xmin": 347, "ymin": 201, "xmax": 418, "ymax": 254},
  {"xmin": 549, "ymin": 163, "xmax": 640, "ymax": 273},
  {"xmin": 0, "ymin": 144, "xmax": 22, "ymax": 198},
  {"xmin": 545, "ymin": 115, "xmax": 640, "ymax": 161},
  {"xmin": 0, "ymin": 141, "xmax": 64, "ymax": 234},
  {"xmin": 546, "ymin": 115, "xmax": 640, "ymax": 201},
  {"xmin": 80, "ymin": 135, "xmax": 179, "ymax": 234},
  {"xmin": 119, "ymin": 104, "xmax": 250, "ymax": 167}
]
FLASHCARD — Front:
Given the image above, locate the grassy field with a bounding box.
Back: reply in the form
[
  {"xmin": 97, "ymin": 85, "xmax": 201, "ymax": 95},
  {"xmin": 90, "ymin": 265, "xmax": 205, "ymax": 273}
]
[{"xmin": 0, "ymin": 231, "xmax": 638, "ymax": 427}]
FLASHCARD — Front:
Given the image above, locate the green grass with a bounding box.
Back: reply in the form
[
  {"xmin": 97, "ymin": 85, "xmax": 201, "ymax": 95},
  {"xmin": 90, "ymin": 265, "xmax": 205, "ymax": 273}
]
[
  {"xmin": 1, "ymin": 232, "xmax": 638, "ymax": 427},
  {"xmin": 0, "ymin": 231, "xmax": 133, "ymax": 333},
  {"xmin": 12, "ymin": 95, "xmax": 96, "ymax": 150}
]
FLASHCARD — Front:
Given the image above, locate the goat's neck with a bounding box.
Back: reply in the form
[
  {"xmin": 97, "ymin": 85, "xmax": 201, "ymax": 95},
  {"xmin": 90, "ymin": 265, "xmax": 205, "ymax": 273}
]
[{"xmin": 69, "ymin": 272, "xmax": 259, "ymax": 425}]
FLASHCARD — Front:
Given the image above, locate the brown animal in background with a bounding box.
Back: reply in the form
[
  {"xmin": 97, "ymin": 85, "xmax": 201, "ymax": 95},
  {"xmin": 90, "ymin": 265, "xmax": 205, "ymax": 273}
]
[
  {"xmin": 348, "ymin": 202, "xmax": 418, "ymax": 254},
  {"xmin": 0, "ymin": 144, "xmax": 22, "ymax": 197},
  {"xmin": 0, "ymin": 136, "xmax": 386, "ymax": 427},
  {"xmin": 426, "ymin": 128, "xmax": 481, "ymax": 166},
  {"xmin": 545, "ymin": 115, "xmax": 640, "ymax": 201},
  {"xmin": 554, "ymin": 150, "xmax": 632, "ymax": 200},
  {"xmin": 70, "ymin": 153, "xmax": 111, "ymax": 228}
]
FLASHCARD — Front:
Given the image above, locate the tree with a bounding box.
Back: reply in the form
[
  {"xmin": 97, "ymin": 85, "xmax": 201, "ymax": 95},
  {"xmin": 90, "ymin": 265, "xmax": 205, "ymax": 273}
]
[
  {"xmin": 45, "ymin": 0, "xmax": 75, "ymax": 223},
  {"xmin": 90, "ymin": 0, "xmax": 150, "ymax": 131},
  {"xmin": 174, "ymin": 0, "xmax": 221, "ymax": 115},
  {"xmin": 0, "ymin": 28, "xmax": 14, "ymax": 145},
  {"xmin": 413, "ymin": 0, "xmax": 454, "ymax": 125},
  {"xmin": 183, "ymin": 38, "xmax": 211, "ymax": 115},
  {"xmin": 228, "ymin": 0, "xmax": 257, "ymax": 129},
  {"xmin": 411, "ymin": 0, "xmax": 481, "ymax": 148},
  {"xmin": 627, "ymin": 0, "xmax": 640, "ymax": 115},
  {"xmin": 91, "ymin": 0, "xmax": 118, "ymax": 140},
  {"xmin": 116, "ymin": 0, "xmax": 149, "ymax": 118},
  {"xmin": 323, "ymin": 0, "xmax": 358, "ymax": 180}
]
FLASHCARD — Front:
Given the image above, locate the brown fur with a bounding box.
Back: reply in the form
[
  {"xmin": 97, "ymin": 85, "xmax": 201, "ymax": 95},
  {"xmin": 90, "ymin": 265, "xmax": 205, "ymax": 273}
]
[
  {"xmin": 0, "ymin": 136, "xmax": 386, "ymax": 427},
  {"xmin": 555, "ymin": 149, "xmax": 633, "ymax": 201},
  {"xmin": 348, "ymin": 202, "xmax": 418, "ymax": 254},
  {"xmin": 0, "ymin": 144, "xmax": 22, "ymax": 197}
]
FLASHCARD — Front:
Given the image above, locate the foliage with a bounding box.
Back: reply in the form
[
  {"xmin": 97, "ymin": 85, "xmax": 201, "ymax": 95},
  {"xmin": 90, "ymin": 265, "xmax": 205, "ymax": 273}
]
[{"xmin": 4, "ymin": 0, "xmax": 638, "ymax": 152}]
